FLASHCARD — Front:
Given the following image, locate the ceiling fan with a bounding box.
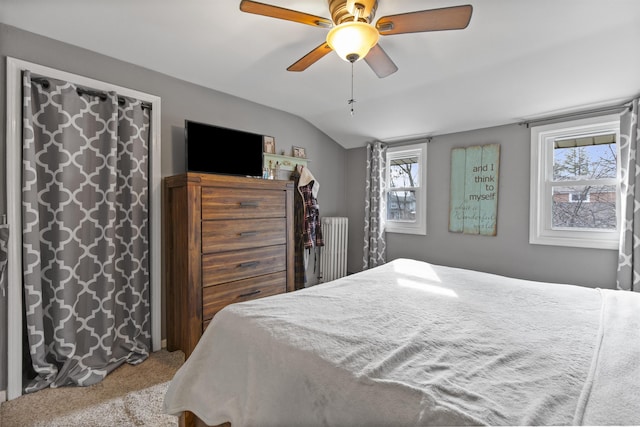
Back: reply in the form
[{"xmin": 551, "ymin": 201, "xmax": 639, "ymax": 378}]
[{"xmin": 239, "ymin": 0, "xmax": 473, "ymax": 78}]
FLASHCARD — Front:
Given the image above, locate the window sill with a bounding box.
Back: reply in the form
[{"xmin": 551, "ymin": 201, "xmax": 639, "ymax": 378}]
[
  {"xmin": 386, "ymin": 224, "xmax": 426, "ymax": 236},
  {"xmin": 529, "ymin": 231, "xmax": 618, "ymax": 250}
]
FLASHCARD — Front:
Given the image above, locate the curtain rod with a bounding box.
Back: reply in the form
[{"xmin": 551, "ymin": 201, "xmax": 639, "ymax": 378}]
[
  {"xmin": 378, "ymin": 135, "xmax": 433, "ymax": 147},
  {"xmin": 30, "ymin": 77, "xmax": 152, "ymax": 110},
  {"xmin": 376, "ymin": 98, "xmax": 636, "ymax": 146},
  {"xmin": 519, "ymin": 101, "xmax": 632, "ymax": 128}
]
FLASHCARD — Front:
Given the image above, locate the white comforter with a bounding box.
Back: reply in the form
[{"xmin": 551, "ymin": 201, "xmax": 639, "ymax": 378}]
[{"xmin": 164, "ymin": 259, "xmax": 640, "ymax": 426}]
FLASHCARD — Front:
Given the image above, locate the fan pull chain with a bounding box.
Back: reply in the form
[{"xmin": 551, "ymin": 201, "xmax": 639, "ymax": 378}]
[{"xmin": 348, "ymin": 61, "xmax": 356, "ymax": 116}]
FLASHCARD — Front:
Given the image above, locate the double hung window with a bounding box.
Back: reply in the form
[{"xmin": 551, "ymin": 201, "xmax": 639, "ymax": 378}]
[
  {"xmin": 385, "ymin": 143, "xmax": 427, "ymax": 235},
  {"xmin": 530, "ymin": 115, "xmax": 620, "ymax": 249}
]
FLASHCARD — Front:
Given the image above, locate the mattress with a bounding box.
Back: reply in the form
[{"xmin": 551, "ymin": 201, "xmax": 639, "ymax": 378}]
[{"xmin": 164, "ymin": 258, "xmax": 640, "ymax": 426}]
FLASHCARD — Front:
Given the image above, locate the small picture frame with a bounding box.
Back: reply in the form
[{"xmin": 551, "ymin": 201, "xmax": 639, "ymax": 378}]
[
  {"xmin": 292, "ymin": 146, "xmax": 306, "ymax": 159},
  {"xmin": 263, "ymin": 136, "xmax": 276, "ymax": 154}
]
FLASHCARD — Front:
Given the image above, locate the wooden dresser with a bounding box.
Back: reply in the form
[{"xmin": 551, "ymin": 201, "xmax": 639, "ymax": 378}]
[{"xmin": 164, "ymin": 173, "xmax": 294, "ymax": 357}]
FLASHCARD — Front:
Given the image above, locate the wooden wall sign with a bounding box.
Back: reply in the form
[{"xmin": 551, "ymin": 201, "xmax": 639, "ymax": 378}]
[{"xmin": 449, "ymin": 144, "xmax": 500, "ymax": 236}]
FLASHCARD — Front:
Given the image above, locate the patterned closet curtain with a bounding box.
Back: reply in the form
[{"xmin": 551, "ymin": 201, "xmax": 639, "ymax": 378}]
[
  {"xmin": 363, "ymin": 141, "xmax": 387, "ymax": 270},
  {"xmin": 617, "ymin": 98, "xmax": 640, "ymax": 292},
  {"xmin": 22, "ymin": 71, "xmax": 151, "ymax": 392}
]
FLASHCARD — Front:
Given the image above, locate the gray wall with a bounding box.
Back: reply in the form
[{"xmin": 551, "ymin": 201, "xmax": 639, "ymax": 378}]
[
  {"xmin": 347, "ymin": 123, "xmax": 618, "ymax": 289},
  {"xmin": 0, "ymin": 23, "xmax": 347, "ymax": 393}
]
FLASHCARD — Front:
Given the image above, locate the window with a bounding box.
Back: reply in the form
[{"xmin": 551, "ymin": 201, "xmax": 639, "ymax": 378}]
[
  {"xmin": 385, "ymin": 142, "xmax": 427, "ymax": 235},
  {"xmin": 530, "ymin": 115, "xmax": 620, "ymax": 249}
]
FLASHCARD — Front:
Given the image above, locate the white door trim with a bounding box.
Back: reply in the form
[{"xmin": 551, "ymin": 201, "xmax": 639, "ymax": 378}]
[{"xmin": 5, "ymin": 57, "xmax": 162, "ymax": 400}]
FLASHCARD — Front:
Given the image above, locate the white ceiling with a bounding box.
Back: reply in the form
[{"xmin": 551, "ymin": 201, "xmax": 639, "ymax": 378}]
[{"xmin": 2, "ymin": 0, "xmax": 640, "ymax": 149}]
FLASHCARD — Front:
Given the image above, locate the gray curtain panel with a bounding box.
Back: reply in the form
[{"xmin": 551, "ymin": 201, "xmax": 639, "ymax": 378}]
[
  {"xmin": 617, "ymin": 99, "xmax": 640, "ymax": 292},
  {"xmin": 363, "ymin": 141, "xmax": 387, "ymax": 270},
  {"xmin": 22, "ymin": 70, "xmax": 151, "ymax": 392},
  {"xmin": 0, "ymin": 225, "xmax": 7, "ymax": 299},
  {"xmin": 0, "ymin": 224, "xmax": 8, "ymax": 392}
]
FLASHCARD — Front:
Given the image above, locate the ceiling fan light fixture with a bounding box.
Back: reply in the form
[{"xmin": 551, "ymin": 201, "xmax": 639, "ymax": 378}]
[{"xmin": 326, "ymin": 21, "xmax": 379, "ymax": 63}]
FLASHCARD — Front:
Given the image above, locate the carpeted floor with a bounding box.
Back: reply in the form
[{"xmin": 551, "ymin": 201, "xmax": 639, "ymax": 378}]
[{"xmin": 0, "ymin": 349, "xmax": 185, "ymax": 427}]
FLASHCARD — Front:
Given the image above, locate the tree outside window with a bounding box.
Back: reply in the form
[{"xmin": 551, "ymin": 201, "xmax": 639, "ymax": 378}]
[
  {"xmin": 387, "ymin": 157, "xmax": 418, "ymax": 221},
  {"xmin": 552, "ymin": 139, "xmax": 617, "ymax": 230}
]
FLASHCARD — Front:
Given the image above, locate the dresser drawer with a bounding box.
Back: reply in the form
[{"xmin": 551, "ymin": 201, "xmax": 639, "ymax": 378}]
[
  {"xmin": 201, "ymin": 187, "xmax": 286, "ymax": 220},
  {"xmin": 202, "ymin": 271, "xmax": 287, "ymax": 323},
  {"xmin": 202, "ymin": 218, "xmax": 286, "ymax": 254},
  {"xmin": 202, "ymin": 245, "xmax": 286, "ymax": 287}
]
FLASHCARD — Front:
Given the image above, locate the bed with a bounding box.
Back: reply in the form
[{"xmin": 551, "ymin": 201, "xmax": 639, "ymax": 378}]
[{"xmin": 163, "ymin": 258, "xmax": 640, "ymax": 426}]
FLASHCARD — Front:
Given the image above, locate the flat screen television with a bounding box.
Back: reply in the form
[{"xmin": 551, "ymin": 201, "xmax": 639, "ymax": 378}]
[{"xmin": 185, "ymin": 120, "xmax": 264, "ymax": 177}]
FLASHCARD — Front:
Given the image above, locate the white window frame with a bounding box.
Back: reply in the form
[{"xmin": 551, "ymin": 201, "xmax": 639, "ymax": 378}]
[
  {"xmin": 385, "ymin": 142, "xmax": 427, "ymax": 235},
  {"xmin": 529, "ymin": 114, "xmax": 620, "ymax": 249}
]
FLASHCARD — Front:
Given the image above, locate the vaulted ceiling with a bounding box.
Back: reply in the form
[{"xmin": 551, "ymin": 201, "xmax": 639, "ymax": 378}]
[{"xmin": 3, "ymin": 0, "xmax": 639, "ymax": 149}]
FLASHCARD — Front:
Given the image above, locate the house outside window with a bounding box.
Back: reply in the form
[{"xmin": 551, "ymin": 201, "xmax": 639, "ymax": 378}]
[
  {"xmin": 530, "ymin": 115, "xmax": 620, "ymax": 249},
  {"xmin": 568, "ymin": 192, "xmax": 591, "ymax": 203},
  {"xmin": 385, "ymin": 142, "xmax": 427, "ymax": 235}
]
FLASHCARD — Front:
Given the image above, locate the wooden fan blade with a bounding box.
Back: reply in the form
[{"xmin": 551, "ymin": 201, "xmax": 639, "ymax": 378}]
[
  {"xmin": 376, "ymin": 5, "xmax": 472, "ymax": 35},
  {"xmin": 240, "ymin": 0, "xmax": 332, "ymax": 28},
  {"xmin": 287, "ymin": 42, "xmax": 333, "ymax": 72},
  {"xmin": 364, "ymin": 44, "xmax": 398, "ymax": 78}
]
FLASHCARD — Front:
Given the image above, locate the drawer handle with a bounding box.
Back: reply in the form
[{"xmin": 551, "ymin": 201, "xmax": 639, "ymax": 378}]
[
  {"xmin": 238, "ymin": 289, "xmax": 261, "ymax": 299},
  {"xmin": 239, "ymin": 261, "xmax": 260, "ymax": 269},
  {"xmin": 239, "ymin": 231, "xmax": 258, "ymax": 237},
  {"xmin": 240, "ymin": 201, "xmax": 259, "ymax": 208}
]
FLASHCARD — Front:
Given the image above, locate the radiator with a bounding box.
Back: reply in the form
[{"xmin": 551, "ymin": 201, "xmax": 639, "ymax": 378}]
[{"xmin": 320, "ymin": 217, "xmax": 348, "ymax": 283}]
